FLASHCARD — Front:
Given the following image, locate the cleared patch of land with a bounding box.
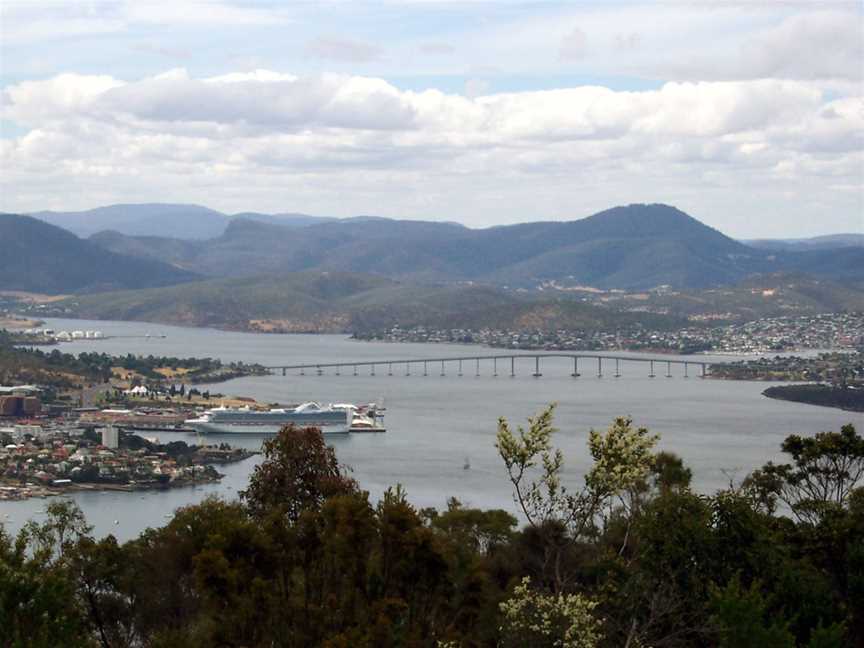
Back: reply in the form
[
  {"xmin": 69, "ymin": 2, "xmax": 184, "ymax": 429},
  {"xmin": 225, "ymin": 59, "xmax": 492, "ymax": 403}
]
[
  {"xmin": 0, "ymin": 290, "xmax": 70, "ymax": 303},
  {"xmin": 0, "ymin": 316, "xmax": 44, "ymax": 329}
]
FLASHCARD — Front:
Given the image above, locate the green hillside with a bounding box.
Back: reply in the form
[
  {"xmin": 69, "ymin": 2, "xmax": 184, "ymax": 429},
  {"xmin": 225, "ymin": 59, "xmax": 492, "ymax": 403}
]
[
  {"xmin": 0, "ymin": 214, "xmax": 198, "ymax": 294},
  {"xmin": 50, "ymin": 271, "xmax": 684, "ymax": 333},
  {"xmin": 606, "ymin": 274, "xmax": 864, "ymax": 321}
]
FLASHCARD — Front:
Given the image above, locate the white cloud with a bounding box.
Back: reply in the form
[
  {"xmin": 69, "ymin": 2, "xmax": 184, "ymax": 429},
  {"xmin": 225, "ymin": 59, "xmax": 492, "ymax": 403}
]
[
  {"xmin": 739, "ymin": 11, "xmax": 863, "ymax": 82},
  {"xmin": 1, "ymin": 69, "xmax": 861, "ymax": 237}
]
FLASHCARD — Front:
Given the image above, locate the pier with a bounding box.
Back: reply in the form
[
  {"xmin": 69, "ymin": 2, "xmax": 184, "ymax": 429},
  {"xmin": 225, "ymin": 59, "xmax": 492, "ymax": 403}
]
[{"xmin": 266, "ymin": 353, "xmax": 712, "ymax": 379}]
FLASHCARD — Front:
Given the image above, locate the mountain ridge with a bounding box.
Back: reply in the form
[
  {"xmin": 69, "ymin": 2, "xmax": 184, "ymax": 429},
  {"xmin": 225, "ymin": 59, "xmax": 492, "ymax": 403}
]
[
  {"xmin": 0, "ymin": 214, "xmax": 200, "ymax": 294},
  {"xmin": 85, "ymin": 203, "xmax": 864, "ymax": 290}
]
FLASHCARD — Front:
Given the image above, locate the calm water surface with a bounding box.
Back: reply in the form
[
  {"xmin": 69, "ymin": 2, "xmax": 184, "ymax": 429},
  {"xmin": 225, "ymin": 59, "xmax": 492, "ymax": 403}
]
[{"xmin": 2, "ymin": 317, "xmax": 860, "ymax": 541}]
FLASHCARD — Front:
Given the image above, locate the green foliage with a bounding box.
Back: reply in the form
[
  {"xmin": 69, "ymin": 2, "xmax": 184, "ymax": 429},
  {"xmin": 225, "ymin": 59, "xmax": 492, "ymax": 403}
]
[
  {"xmin": 241, "ymin": 423, "xmax": 358, "ymax": 521},
  {"xmin": 752, "ymin": 424, "xmax": 864, "ymax": 524},
  {"xmin": 805, "ymin": 622, "xmax": 847, "ymax": 648},
  {"xmin": 710, "ymin": 576, "xmax": 795, "ymax": 648},
  {"xmin": 496, "ymin": 404, "xmax": 565, "ymax": 527},
  {"xmin": 586, "ymin": 417, "xmax": 659, "ymax": 499},
  {"xmin": 650, "ymin": 451, "xmax": 693, "ymax": 492},
  {"xmin": 0, "ymin": 503, "xmax": 93, "ymax": 647},
  {"xmin": 499, "ymin": 576, "xmax": 602, "ymax": 648},
  {"xmin": 496, "ymin": 406, "xmax": 659, "ymax": 567}
]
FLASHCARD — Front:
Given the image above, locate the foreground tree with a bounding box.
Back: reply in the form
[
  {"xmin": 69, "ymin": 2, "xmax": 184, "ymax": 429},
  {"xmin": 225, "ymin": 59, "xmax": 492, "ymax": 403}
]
[
  {"xmin": 0, "ymin": 502, "xmax": 92, "ymax": 647},
  {"xmin": 242, "ymin": 423, "xmax": 358, "ymax": 520},
  {"xmin": 496, "ymin": 405, "xmax": 658, "ymax": 589},
  {"xmin": 748, "ymin": 424, "xmax": 864, "ymax": 524},
  {"xmin": 499, "ymin": 576, "xmax": 602, "ymax": 648}
]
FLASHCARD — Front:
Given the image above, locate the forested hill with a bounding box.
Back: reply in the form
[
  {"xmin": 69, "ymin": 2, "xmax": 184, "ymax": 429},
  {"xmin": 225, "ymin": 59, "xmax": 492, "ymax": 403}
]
[
  {"xmin": 0, "ymin": 213, "xmax": 199, "ymax": 294},
  {"xmin": 52, "ymin": 271, "xmax": 685, "ymax": 333},
  {"xmin": 87, "ymin": 203, "xmax": 864, "ymax": 290}
]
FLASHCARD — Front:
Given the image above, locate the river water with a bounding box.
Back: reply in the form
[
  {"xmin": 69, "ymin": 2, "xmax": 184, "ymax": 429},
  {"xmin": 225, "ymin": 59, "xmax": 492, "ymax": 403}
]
[{"xmin": 2, "ymin": 318, "xmax": 860, "ymax": 541}]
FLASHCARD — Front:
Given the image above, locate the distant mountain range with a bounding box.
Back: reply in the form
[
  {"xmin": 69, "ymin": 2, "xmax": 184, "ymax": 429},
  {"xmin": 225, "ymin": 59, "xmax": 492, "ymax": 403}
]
[
  {"xmin": 84, "ymin": 203, "xmax": 864, "ymax": 290},
  {"xmin": 0, "ymin": 214, "xmax": 198, "ymax": 294},
  {"xmin": 28, "ymin": 203, "xmax": 371, "ymax": 240},
  {"xmin": 5, "ymin": 203, "xmax": 863, "ymax": 332},
  {"xmin": 6, "ymin": 201, "xmax": 864, "ymax": 295},
  {"xmin": 743, "ymin": 233, "xmax": 864, "ymax": 251}
]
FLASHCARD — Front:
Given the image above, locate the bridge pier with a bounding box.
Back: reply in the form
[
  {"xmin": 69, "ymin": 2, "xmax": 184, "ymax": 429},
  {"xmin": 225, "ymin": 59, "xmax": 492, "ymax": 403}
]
[
  {"xmin": 405, "ymin": 362, "xmax": 411, "ymax": 376},
  {"xmin": 532, "ymin": 356, "xmax": 542, "ymax": 378},
  {"xmin": 300, "ymin": 367, "xmax": 305, "ymax": 376},
  {"xmin": 476, "ymin": 358, "xmax": 480, "ymax": 377},
  {"xmin": 684, "ymin": 363, "xmax": 689, "ymax": 378},
  {"xmin": 571, "ymin": 357, "xmax": 580, "ymax": 377},
  {"xmin": 615, "ymin": 358, "xmax": 621, "ymax": 378},
  {"xmin": 424, "ymin": 361, "xmax": 428, "ymax": 377},
  {"xmin": 597, "ymin": 357, "xmax": 603, "ymax": 378},
  {"xmin": 493, "ymin": 357, "xmax": 498, "ymax": 377},
  {"xmin": 281, "ymin": 367, "xmax": 286, "ymax": 376},
  {"xmin": 649, "ymin": 360, "xmax": 655, "ymax": 378},
  {"xmin": 371, "ymin": 364, "xmax": 375, "ymax": 376},
  {"xmin": 335, "ymin": 365, "xmax": 340, "ymax": 376},
  {"xmin": 353, "ymin": 365, "xmax": 358, "ymax": 376},
  {"xmin": 388, "ymin": 363, "xmax": 393, "ymax": 376},
  {"xmin": 666, "ymin": 361, "xmax": 672, "ymax": 378},
  {"xmin": 701, "ymin": 363, "xmax": 707, "ymax": 378},
  {"xmin": 440, "ymin": 360, "xmax": 445, "ymax": 377},
  {"xmin": 316, "ymin": 365, "xmax": 322, "ymax": 376},
  {"xmin": 458, "ymin": 359, "xmax": 463, "ymax": 377},
  {"xmin": 510, "ymin": 357, "xmax": 515, "ymax": 378}
]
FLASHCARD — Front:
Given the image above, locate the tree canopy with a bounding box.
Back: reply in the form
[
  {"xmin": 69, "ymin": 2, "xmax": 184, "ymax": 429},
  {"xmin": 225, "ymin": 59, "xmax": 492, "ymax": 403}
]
[{"xmin": 1, "ymin": 411, "xmax": 862, "ymax": 647}]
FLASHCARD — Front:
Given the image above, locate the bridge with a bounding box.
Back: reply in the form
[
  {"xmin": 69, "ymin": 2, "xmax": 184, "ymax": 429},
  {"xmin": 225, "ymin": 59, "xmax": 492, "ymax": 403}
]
[{"xmin": 265, "ymin": 353, "xmax": 712, "ymax": 379}]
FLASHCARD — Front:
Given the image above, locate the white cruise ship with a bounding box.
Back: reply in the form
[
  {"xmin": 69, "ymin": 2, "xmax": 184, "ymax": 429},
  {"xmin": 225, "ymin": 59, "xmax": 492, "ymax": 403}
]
[{"xmin": 184, "ymin": 402, "xmax": 351, "ymax": 435}]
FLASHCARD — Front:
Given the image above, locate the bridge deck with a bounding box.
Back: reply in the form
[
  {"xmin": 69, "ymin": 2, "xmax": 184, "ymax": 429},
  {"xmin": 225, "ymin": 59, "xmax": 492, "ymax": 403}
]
[{"xmin": 265, "ymin": 352, "xmax": 710, "ymax": 372}]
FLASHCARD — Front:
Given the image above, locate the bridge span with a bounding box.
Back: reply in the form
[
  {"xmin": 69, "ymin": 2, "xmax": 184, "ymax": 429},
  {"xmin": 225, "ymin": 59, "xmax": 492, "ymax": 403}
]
[{"xmin": 265, "ymin": 353, "xmax": 712, "ymax": 379}]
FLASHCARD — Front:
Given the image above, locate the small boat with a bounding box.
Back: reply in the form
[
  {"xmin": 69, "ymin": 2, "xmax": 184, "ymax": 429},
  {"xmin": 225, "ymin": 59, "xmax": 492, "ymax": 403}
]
[{"xmin": 463, "ymin": 457, "xmax": 471, "ymax": 470}]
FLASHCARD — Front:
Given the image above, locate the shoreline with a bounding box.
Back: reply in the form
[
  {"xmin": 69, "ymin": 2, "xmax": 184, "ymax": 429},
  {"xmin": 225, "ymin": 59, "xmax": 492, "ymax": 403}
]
[
  {"xmin": 17, "ymin": 314, "xmax": 859, "ymax": 360},
  {"xmin": 0, "ymin": 475, "xmax": 224, "ymax": 502},
  {"xmin": 761, "ymin": 384, "xmax": 864, "ymax": 414}
]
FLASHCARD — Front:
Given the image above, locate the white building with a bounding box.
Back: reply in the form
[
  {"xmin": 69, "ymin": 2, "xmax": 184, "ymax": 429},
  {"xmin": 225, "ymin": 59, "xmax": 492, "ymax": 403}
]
[{"xmin": 101, "ymin": 426, "xmax": 119, "ymax": 449}]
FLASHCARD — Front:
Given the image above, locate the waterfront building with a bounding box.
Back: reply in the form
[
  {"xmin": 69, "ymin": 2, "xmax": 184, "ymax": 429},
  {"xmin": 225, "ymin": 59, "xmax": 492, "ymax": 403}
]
[{"xmin": 101, "ymin": 426, "xmax": 119, "ymax": 449}]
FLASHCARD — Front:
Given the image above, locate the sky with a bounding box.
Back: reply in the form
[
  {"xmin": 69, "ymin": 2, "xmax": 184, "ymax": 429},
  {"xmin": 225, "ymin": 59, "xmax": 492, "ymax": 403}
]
[{"xmin": 1, "ymin": 1, "xmax": 862, "ymax": 238}]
